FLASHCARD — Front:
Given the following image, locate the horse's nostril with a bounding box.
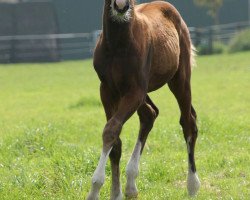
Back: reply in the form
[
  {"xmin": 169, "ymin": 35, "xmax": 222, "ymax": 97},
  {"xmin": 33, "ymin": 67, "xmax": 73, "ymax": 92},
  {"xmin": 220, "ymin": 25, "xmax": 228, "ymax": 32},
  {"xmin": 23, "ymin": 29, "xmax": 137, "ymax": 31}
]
[
  {"xmin": 124, "ymin": 3, "xmax": 130, "ymax": 11},
  {"xmin": 114, "ymin": 1, "xmax": 130, "ymax": 14}
]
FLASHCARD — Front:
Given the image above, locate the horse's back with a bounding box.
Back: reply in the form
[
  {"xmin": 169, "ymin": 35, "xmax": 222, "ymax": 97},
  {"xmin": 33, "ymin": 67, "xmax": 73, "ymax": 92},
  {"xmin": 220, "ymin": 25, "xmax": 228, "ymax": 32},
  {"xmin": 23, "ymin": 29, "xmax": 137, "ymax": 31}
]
[{"xmin": 135, "ymin": 0, "xmax": 182, "ymax": 27}]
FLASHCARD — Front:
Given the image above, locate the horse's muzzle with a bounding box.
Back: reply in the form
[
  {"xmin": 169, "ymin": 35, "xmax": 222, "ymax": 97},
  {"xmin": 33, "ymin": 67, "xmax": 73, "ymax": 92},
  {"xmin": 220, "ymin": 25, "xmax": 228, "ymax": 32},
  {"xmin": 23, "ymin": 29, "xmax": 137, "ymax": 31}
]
[{"xmin": 114, "ymin": 0, "xmax": 130, "ymax": 14}]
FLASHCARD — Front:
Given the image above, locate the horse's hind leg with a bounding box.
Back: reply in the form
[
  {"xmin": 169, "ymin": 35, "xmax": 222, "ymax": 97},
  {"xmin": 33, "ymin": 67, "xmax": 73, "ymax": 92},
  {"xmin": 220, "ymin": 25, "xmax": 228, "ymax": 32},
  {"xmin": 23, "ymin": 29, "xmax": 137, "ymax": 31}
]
[
  {"xmin": 168, "ymin": 70, "xmax": 201, "ymax": 196},
  {"xmin": 125, "ymin": 95, "xmax": 158, "ymax": 198}
]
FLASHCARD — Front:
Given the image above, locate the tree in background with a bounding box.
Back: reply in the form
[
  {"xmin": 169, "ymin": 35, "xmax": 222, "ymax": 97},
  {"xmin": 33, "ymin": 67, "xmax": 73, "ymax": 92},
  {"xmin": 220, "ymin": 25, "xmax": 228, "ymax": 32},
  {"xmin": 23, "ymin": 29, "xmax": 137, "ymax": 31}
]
[{"xmin": 193, "ymin": 0, "xmax": 224, "ymax": 25}]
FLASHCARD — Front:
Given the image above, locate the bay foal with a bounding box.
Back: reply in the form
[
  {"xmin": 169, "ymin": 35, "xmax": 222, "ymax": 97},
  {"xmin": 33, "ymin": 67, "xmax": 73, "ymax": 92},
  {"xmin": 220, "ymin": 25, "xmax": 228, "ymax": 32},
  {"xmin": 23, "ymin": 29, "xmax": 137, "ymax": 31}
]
[{"xmin": 87, "ymin": 0, "xmax": 201, "ymax": 199}]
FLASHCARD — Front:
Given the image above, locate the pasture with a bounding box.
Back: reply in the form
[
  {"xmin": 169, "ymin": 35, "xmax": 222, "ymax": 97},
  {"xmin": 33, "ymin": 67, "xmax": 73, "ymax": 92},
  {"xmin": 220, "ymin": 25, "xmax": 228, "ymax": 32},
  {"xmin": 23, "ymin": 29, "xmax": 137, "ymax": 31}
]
[{"xmin": 0, "ymin": 52, "xmax": 249, "ymax": 199}]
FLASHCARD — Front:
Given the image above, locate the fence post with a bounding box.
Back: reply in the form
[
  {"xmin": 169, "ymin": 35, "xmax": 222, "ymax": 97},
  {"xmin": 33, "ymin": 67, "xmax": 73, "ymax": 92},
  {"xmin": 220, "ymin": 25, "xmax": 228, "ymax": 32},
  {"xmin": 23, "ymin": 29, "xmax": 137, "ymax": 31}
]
[{"xmin": 194, "ymin": 28, "xmax": 201, "ymax": 47}]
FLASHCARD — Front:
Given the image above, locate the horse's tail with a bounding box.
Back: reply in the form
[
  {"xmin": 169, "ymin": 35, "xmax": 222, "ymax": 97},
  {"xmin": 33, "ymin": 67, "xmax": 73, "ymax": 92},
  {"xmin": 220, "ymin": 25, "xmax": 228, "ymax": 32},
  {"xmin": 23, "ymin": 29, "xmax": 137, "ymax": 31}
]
[{"xmin": 178, "ymin": 19, "xmax": 197, "ymax": 73}]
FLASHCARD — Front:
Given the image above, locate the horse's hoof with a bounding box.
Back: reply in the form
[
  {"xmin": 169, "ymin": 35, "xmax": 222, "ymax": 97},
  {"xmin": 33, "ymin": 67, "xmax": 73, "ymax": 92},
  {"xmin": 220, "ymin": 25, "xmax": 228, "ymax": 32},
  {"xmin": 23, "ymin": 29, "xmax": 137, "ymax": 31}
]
[
  {"xmin": 125, "ymin": 184, "xmax": 138, "ymax": 198},
  {"xmin": 125, "ymin": 190, "xmax": 138, "ymax": 199},
  {"xmin": 86, "ymin": 192, "xmax": 99, "ymax": 200},
  {"xmin": 125, "ymin": 194, "xmax": 138, "ymax": 199}
]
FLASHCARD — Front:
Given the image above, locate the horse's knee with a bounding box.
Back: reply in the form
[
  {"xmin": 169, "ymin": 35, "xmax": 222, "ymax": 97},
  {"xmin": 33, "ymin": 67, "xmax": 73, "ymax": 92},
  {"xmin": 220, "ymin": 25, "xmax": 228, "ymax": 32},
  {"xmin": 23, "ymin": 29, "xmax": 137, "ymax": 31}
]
[
  {"xmin": 190, "ymin": 115, "xmax": 198, "ymax": 138},
  {"xmin": 109, "ymin": 138, "xmax": 122, "ymax": 164},
  {"xmin": 102, "ymin": 118, "xmax": 122, "ymax": 148}
]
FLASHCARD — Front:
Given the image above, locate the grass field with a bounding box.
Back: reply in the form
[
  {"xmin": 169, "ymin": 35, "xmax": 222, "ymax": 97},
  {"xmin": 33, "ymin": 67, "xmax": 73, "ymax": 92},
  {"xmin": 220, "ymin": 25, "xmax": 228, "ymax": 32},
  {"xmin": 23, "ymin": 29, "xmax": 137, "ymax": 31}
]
[{"xmin": 0, "ymin": 52, "xmax": 249, "ymax": 199}]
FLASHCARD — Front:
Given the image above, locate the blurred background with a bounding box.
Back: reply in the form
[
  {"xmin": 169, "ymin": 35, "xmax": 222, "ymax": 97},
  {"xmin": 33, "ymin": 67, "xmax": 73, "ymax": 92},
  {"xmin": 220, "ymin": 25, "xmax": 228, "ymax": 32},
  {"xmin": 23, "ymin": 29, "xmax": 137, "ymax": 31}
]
[{"xmin": 0, "ymin": 0, "xmax": 249, "ymax": 63}]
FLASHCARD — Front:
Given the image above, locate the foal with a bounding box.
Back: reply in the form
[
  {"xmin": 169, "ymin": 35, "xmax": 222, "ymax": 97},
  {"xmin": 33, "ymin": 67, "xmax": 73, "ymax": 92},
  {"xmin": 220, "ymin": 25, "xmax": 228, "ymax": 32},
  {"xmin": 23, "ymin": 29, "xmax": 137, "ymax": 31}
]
[{"xmin": 87, "ymin": 0, "xmax": 200, "ymax": 199}]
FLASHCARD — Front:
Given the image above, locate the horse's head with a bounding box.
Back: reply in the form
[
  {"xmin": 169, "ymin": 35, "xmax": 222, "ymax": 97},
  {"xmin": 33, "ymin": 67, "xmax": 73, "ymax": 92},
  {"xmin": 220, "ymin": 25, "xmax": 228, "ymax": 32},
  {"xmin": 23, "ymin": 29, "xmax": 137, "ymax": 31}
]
[{"xmin": 110, "ymin": 0, "xmax": 133, "ymax": 23}]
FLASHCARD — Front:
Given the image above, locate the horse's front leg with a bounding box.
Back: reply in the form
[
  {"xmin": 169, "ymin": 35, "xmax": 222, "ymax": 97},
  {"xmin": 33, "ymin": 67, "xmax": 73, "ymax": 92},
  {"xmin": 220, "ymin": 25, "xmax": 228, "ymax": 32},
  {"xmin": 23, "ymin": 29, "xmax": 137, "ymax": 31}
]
[
  {"xmin": 100, "ymin": 85, "xmax": 122, "ymax": 200},
  {"xmin": 87, "ymin": 88, "xmax": 145, "ymax": 200}
]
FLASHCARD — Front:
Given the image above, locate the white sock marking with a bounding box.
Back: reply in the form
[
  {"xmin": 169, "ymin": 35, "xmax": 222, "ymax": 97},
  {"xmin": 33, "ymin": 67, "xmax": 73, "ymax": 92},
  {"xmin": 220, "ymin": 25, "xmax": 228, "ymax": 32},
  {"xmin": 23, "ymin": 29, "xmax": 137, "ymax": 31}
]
[
  {"xmin": 186, "ymin": 136, "xmax": 200, "ymax": 196},
  {"xmin": 125, "ymin": 141, "xmax": 141, "ymax": 197},
  {"xmin": 187, "ymin": 169, "xmax": 201, "ymax": 196},
  {"xmin": 87, "ymin": 148, "xmax": 112, "ymax": 200}
]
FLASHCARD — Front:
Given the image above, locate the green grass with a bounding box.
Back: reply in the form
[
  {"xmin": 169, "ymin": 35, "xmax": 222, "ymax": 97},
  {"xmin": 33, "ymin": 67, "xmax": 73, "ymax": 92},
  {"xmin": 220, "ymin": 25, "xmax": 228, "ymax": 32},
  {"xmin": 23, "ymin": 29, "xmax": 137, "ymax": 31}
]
[{"xmin": 0, "ymin": 52, "xmax": 249, "ymax": 199}]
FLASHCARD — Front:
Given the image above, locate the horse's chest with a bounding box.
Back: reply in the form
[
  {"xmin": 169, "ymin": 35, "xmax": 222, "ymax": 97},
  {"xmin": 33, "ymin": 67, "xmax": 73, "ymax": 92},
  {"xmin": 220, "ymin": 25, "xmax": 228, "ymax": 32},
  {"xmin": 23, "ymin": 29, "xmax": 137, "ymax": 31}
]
[{"xmin": 95, "ymin": 59, "xmax": 135, "ymax": 94}]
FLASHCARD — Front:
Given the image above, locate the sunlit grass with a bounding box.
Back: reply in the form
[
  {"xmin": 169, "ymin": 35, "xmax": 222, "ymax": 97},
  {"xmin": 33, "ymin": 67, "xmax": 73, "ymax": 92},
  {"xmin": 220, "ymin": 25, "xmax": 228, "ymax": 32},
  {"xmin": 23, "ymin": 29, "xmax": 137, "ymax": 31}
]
[{"xmin": 0, "ymin": 52, "xmax": 249, "ymax": 199}]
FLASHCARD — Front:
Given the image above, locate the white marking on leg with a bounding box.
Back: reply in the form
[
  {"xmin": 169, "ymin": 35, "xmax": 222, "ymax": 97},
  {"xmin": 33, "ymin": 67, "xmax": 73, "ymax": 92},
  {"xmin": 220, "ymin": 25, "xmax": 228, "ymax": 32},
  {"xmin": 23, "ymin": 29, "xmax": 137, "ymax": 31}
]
[
  {"xmin": 111, "ymin": 187, "xmax": 123, "ymax": 200},
  {"xmin": 187, "ymin": 169, "xmax": 201, "ymax": 196},
  {"xmin": 186, "ymin": 136, "xmax": 201, "ymax": 196},
  {"xmin": 87, "ymin": 148, "xmax": 112, "ymax": 200},
  {"xmin": 125, "ymin": 141, "xmax": 141, "ymax": 197}
]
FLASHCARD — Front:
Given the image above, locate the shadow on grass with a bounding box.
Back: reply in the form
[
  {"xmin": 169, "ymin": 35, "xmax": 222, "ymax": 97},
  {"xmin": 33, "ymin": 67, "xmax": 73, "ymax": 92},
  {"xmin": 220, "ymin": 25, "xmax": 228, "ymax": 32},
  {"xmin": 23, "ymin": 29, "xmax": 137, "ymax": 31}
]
[{"xmin": 68, "ymin": 97, "xmax": 101, "ymax": 109}]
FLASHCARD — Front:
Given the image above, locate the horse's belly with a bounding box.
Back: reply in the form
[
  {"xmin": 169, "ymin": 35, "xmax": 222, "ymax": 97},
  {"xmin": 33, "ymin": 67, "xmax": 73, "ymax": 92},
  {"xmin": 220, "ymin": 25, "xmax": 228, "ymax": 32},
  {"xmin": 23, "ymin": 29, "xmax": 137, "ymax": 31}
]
[
  {"xmin": 148, "ymin": 42, "xmax": 180, "ymax": 92},
  {"xmin": 147, "ymin": 66, "xmax": 176, "ymax": 92}
]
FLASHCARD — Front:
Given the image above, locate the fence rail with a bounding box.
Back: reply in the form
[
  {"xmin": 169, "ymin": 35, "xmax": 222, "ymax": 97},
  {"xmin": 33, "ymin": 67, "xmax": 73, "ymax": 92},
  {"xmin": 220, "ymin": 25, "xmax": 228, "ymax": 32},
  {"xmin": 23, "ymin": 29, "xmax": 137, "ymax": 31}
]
[
  {"xmin": 0, "ymin": 33, "xmax": 92, "ymax": 41},
  {"xmin": 0, "ymin": 21, "xmax": 249, "ymax": 63},
  {"xmin": 0, "ymin": 32, "xmax": 95, "ymax": 63},
  {"xmin": 189, "ymin": 21, "xmax": 250, "ymax": 53}
]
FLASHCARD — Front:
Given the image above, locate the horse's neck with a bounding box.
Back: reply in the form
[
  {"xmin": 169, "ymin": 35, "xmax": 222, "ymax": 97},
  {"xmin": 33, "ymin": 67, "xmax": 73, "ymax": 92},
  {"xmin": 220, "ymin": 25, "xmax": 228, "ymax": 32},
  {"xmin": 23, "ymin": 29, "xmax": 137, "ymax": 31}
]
[
  {"xmin": 104, "ymin": 21, "xmax": 133, "ymax": 42},
  {"xmin": 102, "ymin": 2, "xmax": 135, "ymax": 50}
]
